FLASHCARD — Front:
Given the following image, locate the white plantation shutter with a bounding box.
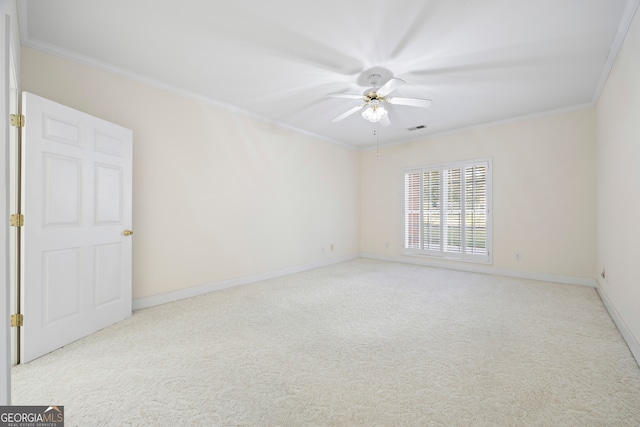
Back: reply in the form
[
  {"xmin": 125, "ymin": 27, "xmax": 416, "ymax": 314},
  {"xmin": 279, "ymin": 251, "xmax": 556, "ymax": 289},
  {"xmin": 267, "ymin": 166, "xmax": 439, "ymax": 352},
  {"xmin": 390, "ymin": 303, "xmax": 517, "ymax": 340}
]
[
  {"xmin": 422, "ymin": 170, "xmax": 440, "ymax": 251},
  {"xmin": 404, "ymin": 172, "xmax": 421, "ymax": 250},
  {"xmin": 403, "ymin": 159, "xmax": 491, "ymax": 263},
  {"xmin": 443, "ymin": 167, "xmax": 462, "ymax": 254},
  {"xmin": 465, "ymin": 163, "xmax": 488, "ymax": 258}
]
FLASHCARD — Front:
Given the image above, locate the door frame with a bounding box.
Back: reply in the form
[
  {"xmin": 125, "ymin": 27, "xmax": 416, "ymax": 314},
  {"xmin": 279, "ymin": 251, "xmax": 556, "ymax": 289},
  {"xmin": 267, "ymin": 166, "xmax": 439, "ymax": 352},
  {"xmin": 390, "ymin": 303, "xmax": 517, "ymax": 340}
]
[
  {"xmin": 1, "ymin": 12, "xmax": 12, "ymax": 406},
  {"xmin": 1, "ymin": 3, "xmax": 19, "ymax": 404}
]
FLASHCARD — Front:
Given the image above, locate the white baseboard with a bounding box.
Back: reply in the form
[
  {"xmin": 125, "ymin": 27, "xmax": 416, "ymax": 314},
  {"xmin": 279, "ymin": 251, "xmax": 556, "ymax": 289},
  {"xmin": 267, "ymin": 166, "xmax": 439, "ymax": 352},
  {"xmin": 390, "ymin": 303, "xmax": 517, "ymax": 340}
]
[
  {"xmin": 133, "ymin": 253, "xmax": 638, "ymax": 368},
  {"xmin": 360, "ymin": 253, "xmax": 598, "ymax": 287},
  {"xmin": 132, "ymin": 255, "xmax": 359, "ymax": 311},
  {"xmin": 596, "ymin": 282, "xmax": 640, "ymax": 366},
  {"xmin": 135, "ymin": 253, "xmax": 598, "ymax": 310}
]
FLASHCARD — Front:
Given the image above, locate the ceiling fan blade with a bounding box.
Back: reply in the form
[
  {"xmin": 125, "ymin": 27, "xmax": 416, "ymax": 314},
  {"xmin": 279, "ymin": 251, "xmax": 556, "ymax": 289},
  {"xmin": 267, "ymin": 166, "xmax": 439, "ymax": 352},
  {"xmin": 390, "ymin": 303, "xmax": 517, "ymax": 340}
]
[
  {"xmin": 332, "ymin": 104, "xmax": 365, "ymax": 122},
  {"xmin": 380, "ymin": 114, "xmax": 391, "ymax": 127},
  {"xmin": 327, "ymin": 93, "xmax": 364, "ymax": 100},
  {"xmin": 387, "ymin": 97, "xmax": 433, "ymax": 108},
  {"xmin": 377, "ymin": 78, "xmax": 405, "ymax": 97}
]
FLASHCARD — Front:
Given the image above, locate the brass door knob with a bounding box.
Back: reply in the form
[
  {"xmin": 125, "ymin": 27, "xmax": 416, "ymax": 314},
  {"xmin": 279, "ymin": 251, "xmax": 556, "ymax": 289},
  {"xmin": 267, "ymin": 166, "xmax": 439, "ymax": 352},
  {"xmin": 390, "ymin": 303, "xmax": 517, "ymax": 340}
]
[{"xmin": 123, "ymin": 229, "xmax": 134, "ymax": 236}]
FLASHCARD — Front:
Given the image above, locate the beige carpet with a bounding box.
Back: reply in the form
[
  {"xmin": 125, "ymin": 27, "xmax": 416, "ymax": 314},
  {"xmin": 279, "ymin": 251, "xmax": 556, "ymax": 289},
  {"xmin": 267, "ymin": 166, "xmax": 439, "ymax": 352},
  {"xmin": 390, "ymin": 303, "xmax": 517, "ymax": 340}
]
[{"xmin": 11, "ymin": 259, "xmax": 640, "ymax": 426}]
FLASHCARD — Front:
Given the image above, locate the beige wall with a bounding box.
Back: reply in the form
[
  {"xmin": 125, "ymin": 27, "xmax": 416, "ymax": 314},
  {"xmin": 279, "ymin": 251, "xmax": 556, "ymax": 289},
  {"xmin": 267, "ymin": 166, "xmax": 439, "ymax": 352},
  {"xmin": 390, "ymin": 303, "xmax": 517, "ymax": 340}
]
[
  {"xmin": 21, "ymin": 47, "xmax": 360, "ymax": 299},
  {"xmin": 21, "ymin": 46, "xmax": 599, "ymax": 301},
  {"xmin": 596, "ymin": 6, "xmax": 640, "ymax": 356},
  {"xmin": 360, "ymin": 108, "xmax": 597, "ymax": 280}
]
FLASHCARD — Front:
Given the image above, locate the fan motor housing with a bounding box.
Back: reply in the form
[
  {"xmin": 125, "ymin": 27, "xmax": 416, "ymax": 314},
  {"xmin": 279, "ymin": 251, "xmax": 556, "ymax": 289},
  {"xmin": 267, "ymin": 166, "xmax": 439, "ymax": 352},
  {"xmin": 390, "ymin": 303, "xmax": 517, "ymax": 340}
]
[{"xmin": 364, "ymin": 91, "xmax": 384, "ymax": 102}]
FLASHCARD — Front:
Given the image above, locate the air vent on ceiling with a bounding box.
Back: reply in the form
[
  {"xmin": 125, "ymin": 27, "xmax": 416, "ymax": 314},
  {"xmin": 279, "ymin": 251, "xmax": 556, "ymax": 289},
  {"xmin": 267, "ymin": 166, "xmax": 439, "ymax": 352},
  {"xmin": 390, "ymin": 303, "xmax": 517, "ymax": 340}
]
[{"xmin": 407, "ymin": 125, "xmax": 427, "ymax": 131}]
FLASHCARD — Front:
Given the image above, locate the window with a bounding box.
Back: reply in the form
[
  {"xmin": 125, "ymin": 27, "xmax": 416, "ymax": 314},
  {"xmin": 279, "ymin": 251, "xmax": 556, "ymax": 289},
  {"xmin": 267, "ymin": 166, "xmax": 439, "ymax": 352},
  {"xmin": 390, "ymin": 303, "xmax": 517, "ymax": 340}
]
[{"xmin": 403, "ymin": 159, "xmax": 491, "ymax": 263}]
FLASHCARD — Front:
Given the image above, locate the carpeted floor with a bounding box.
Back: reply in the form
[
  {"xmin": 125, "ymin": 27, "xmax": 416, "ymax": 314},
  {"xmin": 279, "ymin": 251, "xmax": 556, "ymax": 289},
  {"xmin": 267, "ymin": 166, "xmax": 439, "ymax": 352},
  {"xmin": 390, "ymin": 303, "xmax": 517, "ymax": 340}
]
[{"xmin": 11, "ymin": 259, "xmax": 640, "ymax": 426}]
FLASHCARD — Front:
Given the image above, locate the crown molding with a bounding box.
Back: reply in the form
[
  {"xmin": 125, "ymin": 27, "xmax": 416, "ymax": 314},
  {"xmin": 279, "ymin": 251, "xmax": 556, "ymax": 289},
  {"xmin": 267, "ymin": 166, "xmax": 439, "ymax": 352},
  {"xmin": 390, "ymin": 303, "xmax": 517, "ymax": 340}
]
[{"xmin": 592, "ymin": 0, "xmax": 640, "ymax": 103}]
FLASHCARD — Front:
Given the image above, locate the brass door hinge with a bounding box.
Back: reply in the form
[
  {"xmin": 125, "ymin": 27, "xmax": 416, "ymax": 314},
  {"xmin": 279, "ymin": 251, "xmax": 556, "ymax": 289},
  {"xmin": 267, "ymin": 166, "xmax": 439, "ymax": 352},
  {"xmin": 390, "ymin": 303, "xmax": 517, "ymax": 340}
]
[
  {"xmin": 10, "ymin": 213, "xmax": 24, "ymax": 227},
  {"xmin": 10, "ymin": 114, "xmax": 24, "ymax": 128},
  {"xmin": 11, "ymin": 313, "xmax": 23, "ymax": 328}
]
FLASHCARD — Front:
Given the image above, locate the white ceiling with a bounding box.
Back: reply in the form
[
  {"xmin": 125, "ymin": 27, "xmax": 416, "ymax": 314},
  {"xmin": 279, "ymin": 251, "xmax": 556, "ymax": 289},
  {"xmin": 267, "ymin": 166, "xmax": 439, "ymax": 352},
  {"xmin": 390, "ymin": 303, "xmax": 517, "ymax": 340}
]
[{"xmin": 18, "ymin": 0, "xmax": 639, "ymax": 149}]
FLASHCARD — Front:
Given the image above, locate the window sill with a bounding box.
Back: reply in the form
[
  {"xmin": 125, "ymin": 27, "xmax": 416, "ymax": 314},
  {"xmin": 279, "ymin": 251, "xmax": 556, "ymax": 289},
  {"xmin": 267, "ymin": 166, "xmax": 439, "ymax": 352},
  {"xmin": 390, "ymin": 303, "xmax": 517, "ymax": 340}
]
[{"xmin": 401, "ymin": 250, "xmax": 492, "ymax": 265}]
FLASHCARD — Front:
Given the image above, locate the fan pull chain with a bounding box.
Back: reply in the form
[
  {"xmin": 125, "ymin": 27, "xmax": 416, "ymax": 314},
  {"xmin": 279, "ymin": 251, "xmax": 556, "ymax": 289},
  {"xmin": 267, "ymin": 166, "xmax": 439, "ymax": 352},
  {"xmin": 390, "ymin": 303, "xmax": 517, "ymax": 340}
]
[{"xmin": 375, "ymin": 130, "xmax": 380, "ymax": 157}]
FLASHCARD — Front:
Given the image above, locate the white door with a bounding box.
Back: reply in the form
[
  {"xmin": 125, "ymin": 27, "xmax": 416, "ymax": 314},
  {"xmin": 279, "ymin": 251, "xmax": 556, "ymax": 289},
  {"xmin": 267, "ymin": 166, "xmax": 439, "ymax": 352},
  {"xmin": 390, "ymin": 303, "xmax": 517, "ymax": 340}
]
[{"xmin": 20, "ymin": 92, "xmax": 133, "ymax": 363}]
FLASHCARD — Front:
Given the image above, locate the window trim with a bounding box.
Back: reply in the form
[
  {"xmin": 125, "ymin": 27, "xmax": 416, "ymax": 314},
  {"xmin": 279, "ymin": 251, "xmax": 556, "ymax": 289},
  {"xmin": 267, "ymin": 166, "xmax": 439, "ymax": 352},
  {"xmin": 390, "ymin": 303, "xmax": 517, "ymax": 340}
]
[{"xmin": 402, "ymin": 157, "xmax": 492, "ymax": 264}]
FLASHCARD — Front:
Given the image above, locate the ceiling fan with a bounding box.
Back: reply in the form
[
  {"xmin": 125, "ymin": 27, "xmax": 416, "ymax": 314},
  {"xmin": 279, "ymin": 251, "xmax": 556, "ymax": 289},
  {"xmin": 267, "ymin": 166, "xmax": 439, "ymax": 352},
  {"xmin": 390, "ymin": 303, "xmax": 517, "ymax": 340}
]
[{"xmin": 328, "ymin": 74, "xmax": 432, "ymax": 126}]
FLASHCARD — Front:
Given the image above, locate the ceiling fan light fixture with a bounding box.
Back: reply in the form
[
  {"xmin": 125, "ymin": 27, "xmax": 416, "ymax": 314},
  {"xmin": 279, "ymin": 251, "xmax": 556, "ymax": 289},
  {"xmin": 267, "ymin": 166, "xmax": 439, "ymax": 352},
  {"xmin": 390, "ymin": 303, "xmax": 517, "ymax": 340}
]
[
  {"xmin": 329, "ymin": 74, "xmax": 430, "ymax": 126},
  {"xmin": 362, "ymin": 103, "xmax": 387, "ymax": 123}
]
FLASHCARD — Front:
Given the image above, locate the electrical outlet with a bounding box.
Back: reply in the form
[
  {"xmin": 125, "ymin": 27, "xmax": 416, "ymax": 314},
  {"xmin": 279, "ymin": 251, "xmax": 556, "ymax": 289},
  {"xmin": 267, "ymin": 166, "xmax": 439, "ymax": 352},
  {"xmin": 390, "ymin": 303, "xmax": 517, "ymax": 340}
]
[
  {"xmin": 385, "ymin": 242, "xmax": 389, "ymax": 249},
  {"xmin": 515, "ymin": 252, "xmax": 521, "ymax": 261},
  {"xmin": 330, "ymin": 244, "xmax": 334, "ymax": 251}
]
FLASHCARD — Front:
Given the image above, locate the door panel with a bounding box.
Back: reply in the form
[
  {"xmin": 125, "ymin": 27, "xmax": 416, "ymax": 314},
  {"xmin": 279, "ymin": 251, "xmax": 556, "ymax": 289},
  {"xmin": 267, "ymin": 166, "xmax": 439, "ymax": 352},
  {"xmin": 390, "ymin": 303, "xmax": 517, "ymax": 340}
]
[
  {"xmin": 94, "ymin": 243, "xmax": 123, "ymax": 307},
  {"xmin": 21, "ymin": 92, "xmax": 133, "ymax": 363},
  {"xmin": 42, "ymin": 114, "xmax": 82, "ymax": 146},
  {"xmin": 43, "ymin": 248, "xmax": 82, "ymax": 323},
  {"xmin": 95, "ymin": 164, "xmax": 122, "ymax": 224},
  {"xmin": 43, "ymin": 154, "xmax": 82, "ymax": 226}
]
